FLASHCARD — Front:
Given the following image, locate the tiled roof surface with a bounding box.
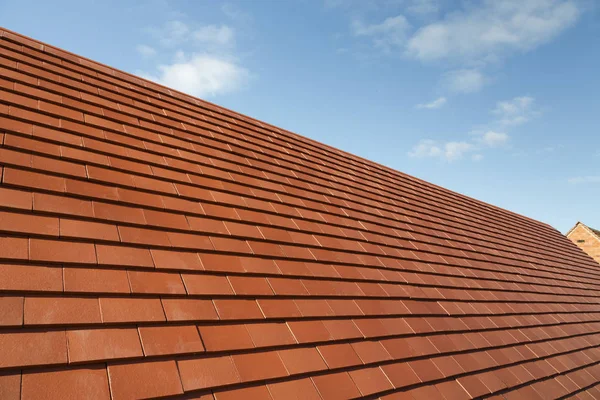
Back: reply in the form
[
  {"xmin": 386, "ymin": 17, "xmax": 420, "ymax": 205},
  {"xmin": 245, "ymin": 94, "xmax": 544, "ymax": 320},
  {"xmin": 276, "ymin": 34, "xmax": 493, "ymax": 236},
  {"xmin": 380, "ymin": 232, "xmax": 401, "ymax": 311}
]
[{"xmin": 1, "ymin": 27, "xmax": 600, "ymax": 400}]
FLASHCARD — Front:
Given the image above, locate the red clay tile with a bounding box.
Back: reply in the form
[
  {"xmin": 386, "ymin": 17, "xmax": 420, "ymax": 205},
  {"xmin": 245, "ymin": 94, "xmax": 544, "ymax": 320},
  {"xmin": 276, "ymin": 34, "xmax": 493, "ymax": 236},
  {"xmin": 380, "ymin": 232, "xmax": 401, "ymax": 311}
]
[
  {"xmin": 139, "ymin": 325, "xmax": 204, "ymax": 356},
  {"xmin": 0, "ymin": 330, "xmax": 67, "ymax": 368},
  {"xmin": 24, "ymin": 297, "xmax": 101, "ymax": 325},
  {"xmin": 381, "ymin": 362, "xmax": 421, "ymax": 389},
  {"xmin": 99, "ymin": 298, "xmax": 166, "ymax": 323},
  {"xmin": 0, "ymin": 211, "xmax": 59, "ymax": 236},
  {"xmin": 288, "ymin": 320, "xmax": 333, "ymax": 343},
  {"xmin": 229, "ymin": 276, "xmax": 274, "ymax": 295},
  {"xmin": 0, "ymin": 236, "xmax": 28, "ymax": 260},
  {"xmin": 246, "ymin": 322, "xmax": 296, "ymax": 347},
  {"xmin": 118, "ymin": 226, "xmax": 171, "ymax": 247},
  {"xmin": 161, "ymin": 298, "xmax": 218, "ymax": 321},
  {"xmin": 30, "ymin": 238, "xmax": 96, "ymax": 264},
  {"xmin": 0, "ymin": 187, "xmax": 33, "ymax": 210},
  {"xmin": 199, "ymin": 324, "xmax": 254, "ymax": 351},
  {"xmin": 96, "ymin": 244, "xmax": 154, "ymax": 268},
  {"xmin": 127, "ymin": 270, "xmax": 186, "ymax": 294},
  {"xmin": 352, "ymin": 340, "xmax": 393, "ymax": 364},
  {"xmin": 63, "ymin": 267, "xmax": 130, "ymax": 293},
  {"xmin": 268, "ymin": 378, "xmax": 322, "ymax": 400},
  {"xmin": 214, "ymin": 385, "xmax": 273, "ymax": 400},
  {"xmin": 232, "ymin": 351, "xmax": 288, "ymax": 382},
  {"xmin": 178, "ymin": 356, "xmax": 240, "ymax": 391},
  {"xmin": 108, "ymin": 361, "xmax": 183, "ymax": 400},
  {"xmin": 317, "ymin": 343, "xmax": 363, "ymax": 369},
  {"xmin": 182, "ymin": 273, "xmax": 234, "ymax": 295},
  {"xmin": 59, "ymin": 219, "xmax": 120, "ymax": 241},
  {"xmin": 67, "ymin": 328, "xmax": 143, "ymax": 362},
  {"xmin": 257, "ymin": 298, "xmax": 302, "ymax": 318},
  {"xmin": 151, "ymin": 249, "xmax": 204, "ymax": 270},
  {"xmin": 33, "ymin": 192, "xmax": 93, "ymax": 217},
  {"xmin": 21, "ymin": 366, "xmax": 111, "ymax": 400},
  {"xmin": 349, "ymin": 366, "xmax": 394, "ymax": 396},
  {"xmin": 277, "ymin": 347, "xmax": 328, "ymax": 375},
  {"xmin": 312, "ymin": 372, "xmax": 362, "ymax": 400},
  {"xmin": 0, "ymin": 263, "xmax": 62, "ymax": 291},
  {"xmin": 213, "ymin": 299, "xmax": 264, "ymax": 320},
  {"xmin": 0, "ymin": 296, "xmax": 24, "ymax": 326},
  {"xmin": 0, "ymin": 373, "xmax": 21, "ymax": 400}
]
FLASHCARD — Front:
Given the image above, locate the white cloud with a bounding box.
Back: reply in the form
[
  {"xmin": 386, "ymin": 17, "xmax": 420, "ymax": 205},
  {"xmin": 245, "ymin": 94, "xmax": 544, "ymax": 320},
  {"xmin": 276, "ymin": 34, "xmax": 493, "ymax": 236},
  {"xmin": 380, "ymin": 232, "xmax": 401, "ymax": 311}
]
[
  {"xmin": 406, "ymin": 0, "xmax": 580, "ymax": 64},
  {"xmin": 479, "ymin": 131, "xmax": 509, "ymax": 147},
  {"xmin": 158, "ymin": 20, "xmax": 190, "ymax": 47},
  {"xmin": 140, "ymin": 53, "xmax": 249, "ymax": 98},
  {"xmin": 472, "ymin": 154, "xmax": 484, "ymax": 161},
  {"xmin": 443, "ymin": 69, "xmax": 485, "ymax": 93},
  {"xmin": 416, "ymin": 96, "xmax": 446, "ymax": 109},
  {"xmin": 193, "ymin": 25, "xmax": 235, "ymax": 47},
  {"xmin": 568, "ymin": 176, "xmax": 600, "ymax": 184},
  {"xmin": 136, "ymin": 45, "xmax": 156, "ymax": 58},
  {"xmin": 493, "ymin": 96, "xmax": 539, "ymax": 125},
  {"xmin": 409, "ymin": 139, "xmax": 474, "ymax": 161},
  {"xmin": 352, "ymin": 15, "xmax": 410, "ymax": 51}
]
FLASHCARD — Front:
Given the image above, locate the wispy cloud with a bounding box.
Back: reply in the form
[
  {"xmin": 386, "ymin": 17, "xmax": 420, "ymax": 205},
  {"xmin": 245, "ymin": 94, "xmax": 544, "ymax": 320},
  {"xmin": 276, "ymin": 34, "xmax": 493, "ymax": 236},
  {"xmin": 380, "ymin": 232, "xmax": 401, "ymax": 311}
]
[
  {"xmin": 342, "ymin": 0, "xmax": 581, "ymax": 94},
  {"xmin": 352, "ymin": 15, "xmax": 410, "ymax": 52},
  {"xmin": 408, "ymin": 95, "xmax": 540, "ymax": 162},
  {"xmin": 493, "ymin": 96, "xmax": 540, "ymax": 125},
  {"xmin": 442, "ymin": 68, "xmax": 486, "ymax": 93},
  {"xmin": 416, "ymin": 96, "xmax": 446, "ymax": 109},
  {"xmin": 137, "ymin": 10, "xmax": 251, "ymax": 98},
  {"xmin": 136, "ymin": 45, "xmax": 156, "ymax": 58},
  {"xmin": 568, "ymin": 176, "xmax": 600, "ymax": 184},
  {"xmin": 405, "ymin": 0, "xmax": 580, "ymax": 64}
]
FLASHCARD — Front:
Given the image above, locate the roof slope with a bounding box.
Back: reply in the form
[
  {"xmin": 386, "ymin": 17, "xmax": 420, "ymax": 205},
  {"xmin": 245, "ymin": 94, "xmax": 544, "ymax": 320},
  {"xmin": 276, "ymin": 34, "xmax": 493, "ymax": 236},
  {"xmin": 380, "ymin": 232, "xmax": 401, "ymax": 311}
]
[{"xmin": 1, "ymin": 27, "xmax": 600, "ymax": 400}]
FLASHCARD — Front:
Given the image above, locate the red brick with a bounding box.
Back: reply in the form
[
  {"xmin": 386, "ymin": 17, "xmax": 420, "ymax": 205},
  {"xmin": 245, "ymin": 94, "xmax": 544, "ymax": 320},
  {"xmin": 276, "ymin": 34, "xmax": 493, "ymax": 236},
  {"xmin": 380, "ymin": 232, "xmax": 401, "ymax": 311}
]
[
  {"xmin": 21, "ymin": 366, "xmax": 111, "ymax": 400},
  {"xmin": 30, "ymin": 238, "xmax": 96, "ymax": 264},
  {"xmin": 0, "ymin": 264, "xmax": 62, "ymax": 291},
  {"xmin": 198, "ymin": 324, "xmax": 254, "ymax": 351},
  {"xmin": 63, "ymin": 267, "xmax": 130, "ymax": 293},
  {"xmin": 277, "ymin": 347, "xmax": 328, "ymax": 375},
  {"xmin": 312, "ymin": 372, "xmax": 362, "ymax": 400},
  {"xmin": 161, "ymin": 298, "xmax": 218, "ymax": 321},
  {"xmin": 0, "ymin": 187, "xmax": 33, "ymax": 210},
  {"xmin": 108, "ymin": 361, "xmax": 183, "ymax": 400},
  {"xmin": 178, "ymin": 356, "xmax": 240, "ymax": 391},
  {"xmin": 24, "ymin": 297, "xmax": 101, "ymax": 325},
  {"xmin": 182, "ymin": 273, "xmax": 233, "ymax": 295},
  {"xmin": 33, "ymin": 192, "xmax": 93, "ymax": 217},
  {"xmin": 67, "ymin": 328, "xmax": 143, "ymax": 362},
  {"xmin": 127, "ymin": 270, "xmax": 186, "ymax": 294},
  {"xmin": 139, "ymin": 325, "xmax": 204, "ymax": 355},
  {"xmin": 150, "ymin": 249, "xmax": 204, "ymax": 271},
  {"xmin": 96, "ymin": 244, "xmax": 154, "ymax": 268},
  {"xmin": 232, "ymin": 351, "xmax": 288, "ymax": 382},
  {"xmin": 246, "ymin": 322, "xmax": 296, "ymax": 348},
  {"xmin": 0, "ymin": 330, "xmax": 67, "ymax": 368},
  {"xmin": 99, "ymin": 298, "xmax": 165, "ymax": 323},
  {"xmin": 59, "ymin": 219, "xmax": 119, "ymax": 241},
  {"xmin": 0, "ymin": 296, "xmax": 24, "ymax": 326},
  {"xmin": 268, "ymin": 378, "xmax": 322, "ymax": 400}
]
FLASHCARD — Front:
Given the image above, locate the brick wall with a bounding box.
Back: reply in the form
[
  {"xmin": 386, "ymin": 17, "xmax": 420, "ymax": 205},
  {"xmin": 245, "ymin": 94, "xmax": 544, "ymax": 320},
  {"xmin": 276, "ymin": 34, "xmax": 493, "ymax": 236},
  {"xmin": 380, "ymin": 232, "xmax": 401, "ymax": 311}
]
[{"xmin": 568, "ymin": 224, "xmax": 600, "ymax": 264}]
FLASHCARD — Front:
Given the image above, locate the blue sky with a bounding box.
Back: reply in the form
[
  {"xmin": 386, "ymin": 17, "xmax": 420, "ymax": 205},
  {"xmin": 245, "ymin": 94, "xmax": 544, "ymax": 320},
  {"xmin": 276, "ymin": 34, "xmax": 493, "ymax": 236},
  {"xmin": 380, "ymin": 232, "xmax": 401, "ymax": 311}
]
[{"xmin": 1, "ymin": 0, "xmax": 599, "ymax": 233}]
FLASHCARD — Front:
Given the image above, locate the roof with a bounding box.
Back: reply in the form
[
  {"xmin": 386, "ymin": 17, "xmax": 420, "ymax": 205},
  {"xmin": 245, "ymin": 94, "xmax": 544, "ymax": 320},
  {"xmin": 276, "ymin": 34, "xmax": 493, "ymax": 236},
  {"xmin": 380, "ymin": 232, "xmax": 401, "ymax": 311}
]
[
  {"xmin": 566, "ymin": 221, "xmax": 600, "ymax": 241},
  {"xmin": 1, "ymin": 27, "xmax": 600, "ymax": 400}
]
